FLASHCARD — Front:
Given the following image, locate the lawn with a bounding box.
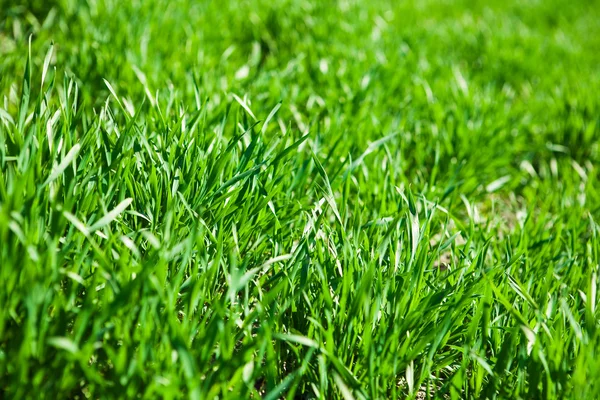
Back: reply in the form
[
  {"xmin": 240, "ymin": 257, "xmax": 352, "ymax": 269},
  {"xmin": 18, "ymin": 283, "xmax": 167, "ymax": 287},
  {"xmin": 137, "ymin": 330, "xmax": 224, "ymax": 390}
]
[{"xmin": 1, "ymin": 0, "xmax": 600, "ymax": 398}]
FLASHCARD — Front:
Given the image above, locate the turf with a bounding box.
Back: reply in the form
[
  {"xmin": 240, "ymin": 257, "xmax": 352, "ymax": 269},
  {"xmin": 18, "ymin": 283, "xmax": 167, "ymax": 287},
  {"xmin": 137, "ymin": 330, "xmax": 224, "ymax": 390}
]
[{"xmin": 1, "ymin": 0, "xmax": 600, "ymax": 398}]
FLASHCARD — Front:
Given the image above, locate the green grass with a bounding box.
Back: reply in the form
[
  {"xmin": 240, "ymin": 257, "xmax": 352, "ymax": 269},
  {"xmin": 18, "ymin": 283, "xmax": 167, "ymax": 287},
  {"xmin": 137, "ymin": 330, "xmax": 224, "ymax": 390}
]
[{"xmin": 1, "ymin": 0, "xmax": 600, "ymax": 398}]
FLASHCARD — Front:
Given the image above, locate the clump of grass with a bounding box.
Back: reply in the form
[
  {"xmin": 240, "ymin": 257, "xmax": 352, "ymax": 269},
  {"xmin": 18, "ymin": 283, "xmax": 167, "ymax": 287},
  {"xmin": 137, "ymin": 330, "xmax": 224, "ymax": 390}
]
[{"xmin": 1, "ymin": 0, "xmax": 600, "ymax": 398}]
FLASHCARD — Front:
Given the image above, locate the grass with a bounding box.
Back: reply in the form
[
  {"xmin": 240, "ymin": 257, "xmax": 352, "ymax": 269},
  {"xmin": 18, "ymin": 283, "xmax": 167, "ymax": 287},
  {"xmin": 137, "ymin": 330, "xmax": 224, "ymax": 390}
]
[{"xmin": 1, "ymin": 0, "xmax": 600, "ymax": 398}]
